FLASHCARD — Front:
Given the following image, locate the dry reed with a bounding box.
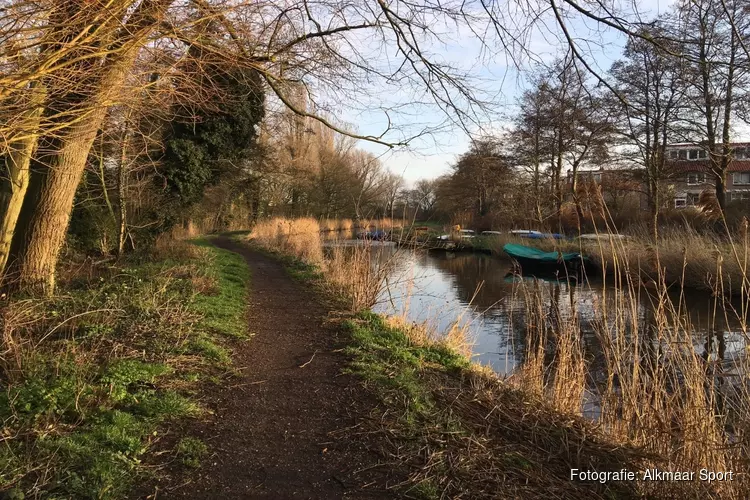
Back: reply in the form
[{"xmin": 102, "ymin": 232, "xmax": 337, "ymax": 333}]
[
  {"xmin": 508, "ymin": 236, "xmax": 750, "ymax": 498},
  {"xmin": 251, "ymin": 217, "xmax": 400, "ymax": 312},
  {"xmin": 250, "ymin": 217, "xmax": 324, "ymax": 263},
  {"xmin": 321, "ymin": 219, "xmax": 338, "ymax": 232}
]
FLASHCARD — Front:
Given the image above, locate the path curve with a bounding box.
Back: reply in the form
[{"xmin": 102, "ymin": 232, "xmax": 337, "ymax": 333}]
[{"xmin": 167, "ymin": 236, "xmax": 401, "ymax": 499}]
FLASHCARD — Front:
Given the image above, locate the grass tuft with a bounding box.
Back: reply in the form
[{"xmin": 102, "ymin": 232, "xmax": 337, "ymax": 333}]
[
  {"xmin": 175, "ymin": 437, "xmax": 208, "ymax": 468},
  {"xmin": 191, "ymin": 239, "xmax": 251, "ymax": 339}
]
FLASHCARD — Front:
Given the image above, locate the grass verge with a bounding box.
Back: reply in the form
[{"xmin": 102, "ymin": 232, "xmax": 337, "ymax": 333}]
[
  {"xmin": 0, "ymin": 238, "xmax": 249, "ymax": 499},
  {"xmin": 344, "ymin": 312, "xmax": 655, "ymax": 499}
]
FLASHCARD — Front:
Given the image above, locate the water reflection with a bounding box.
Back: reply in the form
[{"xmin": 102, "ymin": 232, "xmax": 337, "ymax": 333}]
[{"xmin": 372, "ymin": 249, "xmax": 749, "ymax": 377}]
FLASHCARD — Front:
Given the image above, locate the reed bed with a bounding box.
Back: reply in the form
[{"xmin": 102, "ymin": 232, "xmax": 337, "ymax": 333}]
[
  {"xmin": 508, "ymin": 244, "xmax": 750, "ymax": 498},
  {"xmin": 250, "ymin": 217, "xmax": 324, "ymax": 264},
  {"xmin": 486, "ymin": 223, "xmax": 750, "ymax": 295},
  {"xmin": 326, "ymin": 242, "xmax": 393, "ymax": 312},
  {"xmin": 287, "ymin": 216, "xmax": 399, "ymax": 234},
  {"xmin": 250, "ymin": 217, "xmax": 399, "ymax": 312},
  {"xmin": 320, "ymin": 219, "xmax": 339, "ymax": 232}
]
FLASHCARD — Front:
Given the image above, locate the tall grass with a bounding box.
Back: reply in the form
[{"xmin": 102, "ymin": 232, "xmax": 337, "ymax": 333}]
[
  {"xmin": 250, "ymin": 217, "xmax": 397, "ymax": 312},
  {"xmin": 326, "ymin": 243, "xmax": 390, "ymax": 312},
  {"xmin": 508, "ymin": 233, "xmax": 750, "ymax": 498},
  {"xmin": 321, "ymin": 219, "xmax": 338, "ymax": 232},
  {"xmin": 251, "ymin": 217, "xmax": 324, "ymax": 264}
]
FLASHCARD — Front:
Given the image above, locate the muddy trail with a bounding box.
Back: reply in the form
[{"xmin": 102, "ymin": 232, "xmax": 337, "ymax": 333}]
[{"xmin": 145, "ymin": 236, "xmax": 404, "ymax": 499}]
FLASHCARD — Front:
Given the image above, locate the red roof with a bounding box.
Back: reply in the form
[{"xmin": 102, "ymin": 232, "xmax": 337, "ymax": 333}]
[
  {"xmin": 669, "ymin": 160, "xmax": 750, "ymax": 172},
  {"xmin": 668, "ymin": 142, "xmax": 750, "ymax": 147}
]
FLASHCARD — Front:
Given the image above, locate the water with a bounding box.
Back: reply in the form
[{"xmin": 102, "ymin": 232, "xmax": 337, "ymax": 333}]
[{"xmin": 368, "ymin": 247, "xmax": 749, "ymax": 377}]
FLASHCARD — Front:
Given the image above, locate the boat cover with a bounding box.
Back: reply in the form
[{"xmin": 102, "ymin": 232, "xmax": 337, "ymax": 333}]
[{"xmin": 503, "ymin": 243, "xmax": 581, "ymax": 262}]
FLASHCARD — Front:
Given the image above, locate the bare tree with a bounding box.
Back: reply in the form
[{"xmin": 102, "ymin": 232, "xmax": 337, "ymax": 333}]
[
  {"xmin": 609, "ymin": 21, "xmax": 689, "ymax": 240},
  {"xmin": 678, "ymin": 0, "xmax": 750, "ymax": 212},
  {"xmin": 0, "ymin": 0, "xmax": 502, "ymax": 293}
]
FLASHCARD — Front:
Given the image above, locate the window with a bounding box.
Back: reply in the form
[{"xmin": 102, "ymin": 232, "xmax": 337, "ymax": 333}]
[
  {"xmin": 669, "ymin": 150, "xmax": 679, "ymax": 160},
  {"xmin": 675, "ymin": 198, "xmax": 687, "ymax": 208},
  {"xmin": 699, "ymin": 150, "xmax": 707, "ymax": 159},
  {"xmin": 735, "ymin": 148, "xmax": 746, "ymax": 159},
  {"xmin": 679, "ymin": 150, "xmax": 687, "ymax": 160},
  {"xmin": 734, "ymin": 172, "xmax": 750, "ymax": 185},
  {"xmin": 687, "ymin": 193, "xmax": 701, "ymax": 206},
  {"xmin": 730, "ymin": 191, "xmax": 750, "ymax": 202},
  {"xmin": 687, "ymin": 172, "xmax": 706, "ymax": 185},
  {"xmin": 689, "ymin": 149, "xmax": 699, "ymax": 160}
]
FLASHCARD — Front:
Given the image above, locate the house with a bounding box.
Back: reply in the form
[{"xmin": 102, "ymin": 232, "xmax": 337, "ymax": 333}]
[
  {"xmin": 666, "ymin": 143, "xmax": 750, "ymax": 208},
  {"xmin": 565, "ymin": 167, "xmax": 647, "ymax": 210}
]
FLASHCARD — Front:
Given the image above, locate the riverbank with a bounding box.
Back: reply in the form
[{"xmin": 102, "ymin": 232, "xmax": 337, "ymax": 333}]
[
  {"xmin": 314, "ymin": 218, "xmax": 750, "ymax": 296},
  {"xmin": 246, "ymin": 218, "xmax": 739, "ymax": 499},
  {"xmin": 0, "ymin": 239, "xmax": 250, "ymax": 498},
  {"xmin": 345, "ymin": 312, "xmax": 646, "ymax": 499},
  {"xmin": 406, "ymin": 227, "xmax": 749, "ymax": 296},
  {"xmin": 244, "ymin": 243, "xmax": 647, "ymax": 498}
]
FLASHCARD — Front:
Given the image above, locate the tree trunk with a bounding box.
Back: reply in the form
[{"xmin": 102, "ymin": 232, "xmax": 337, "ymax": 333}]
[
  {"xmin": 10, "ymin": 120, "xmax": 107, "ymax": 293},
  {"xmin": 8, "ymin": 0, "xmax": 173, "ymax": 294},
  {"xmin": 0, "ymin": 84, "xmax": 45, "ymax": 277},
  {"xmin": 570, "ymin": 170, "xmax": 584, "ymax": 229},
  {"xmin": 533, "ymin": 159, "xmax": 543, "ymax": 226},
  {"xmin": 715, "ymin": 173, "xmax": 727, "ymax": 212},
  {"xmin": 650, "ymin": 184, "xmax": 659, "ymax": 242},
  {"xmin": 117, "ymin": 128, "xmax": 131, "ymax": 257}
]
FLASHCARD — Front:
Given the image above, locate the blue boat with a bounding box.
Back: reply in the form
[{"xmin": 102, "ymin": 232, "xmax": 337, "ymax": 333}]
[
  {"xmin": 523, "ymin": 232, "xmax": 565, "ymax": 240},
  {"xmin": 358, "ymin": 229, "xmax": 389, "ymax": 241}
]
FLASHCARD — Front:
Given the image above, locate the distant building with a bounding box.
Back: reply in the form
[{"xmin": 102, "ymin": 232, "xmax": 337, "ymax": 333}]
[
  {"xmin": 564, "ymin": 144, "xmax": 750, "ymax": 212},
  {"xmin": 565, "ymin": 167, "xmax": 646, "ymax": 210},
  {"xmin": 666, "ymin": 143, "xmax": 750, "ymax": 208}
]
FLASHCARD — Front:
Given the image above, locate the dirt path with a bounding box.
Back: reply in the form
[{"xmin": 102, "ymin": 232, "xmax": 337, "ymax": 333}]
[{"xmin": 162, "ymin": 237, "xmax": 402, "ymax": 499}]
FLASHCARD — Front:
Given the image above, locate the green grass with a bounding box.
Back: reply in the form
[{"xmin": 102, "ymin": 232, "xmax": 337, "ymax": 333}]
[
  {"xmin": 345, "ymin": 311, "xmax": 469, "ymax": 429},
  {"xmin": 175, "ymin": 437, "xmax": 208, "ymax": 468},
  {"xmin": 191, "ymin": 238, "xmax": 251, "ymax": 339},
  {"xmin": 0, "ymin": 239, "xmax": 250, "ymax": 498}
]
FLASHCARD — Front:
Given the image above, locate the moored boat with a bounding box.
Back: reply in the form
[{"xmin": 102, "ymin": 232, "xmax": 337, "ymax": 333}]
[{"xmin": 502, "ymin": 243, "xmax": 591, "ymax": 277}]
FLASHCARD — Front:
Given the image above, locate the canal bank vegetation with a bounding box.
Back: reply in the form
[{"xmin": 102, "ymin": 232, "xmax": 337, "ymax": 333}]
[
  {"xmin": 247, "ymin": 216, "xmax": 743, "ymax": 498},
  {"xmin": 514, "ymin": 274, "xmax": 748, "ymax": 479},
  {"xmin": 0, "ymin": 239, "xmax": 250, "ymax": 498},
  {"xmin": 465, "ymin": 223, "xmax": 750, "ymax": 296}
]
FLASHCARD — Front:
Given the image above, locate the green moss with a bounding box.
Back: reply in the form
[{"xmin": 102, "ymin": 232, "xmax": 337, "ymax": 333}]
[{"xmin": 175, "ymin": 437, "xmax": 208, "ymax": 468}]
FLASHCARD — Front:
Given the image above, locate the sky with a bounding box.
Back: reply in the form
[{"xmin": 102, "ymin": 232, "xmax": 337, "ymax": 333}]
[{"xmin": 340, "ymin": 0, "xmax": 678, "ymax": 186}]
